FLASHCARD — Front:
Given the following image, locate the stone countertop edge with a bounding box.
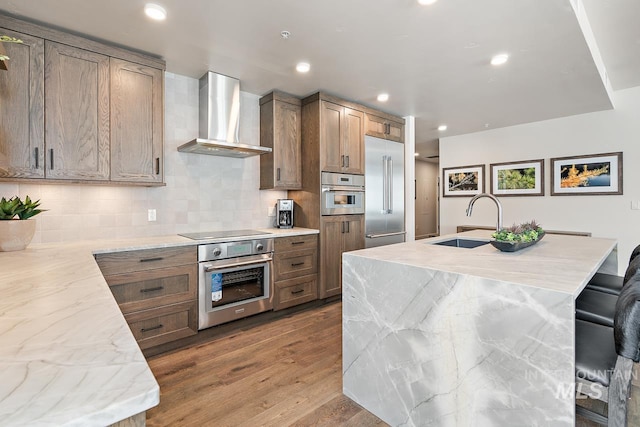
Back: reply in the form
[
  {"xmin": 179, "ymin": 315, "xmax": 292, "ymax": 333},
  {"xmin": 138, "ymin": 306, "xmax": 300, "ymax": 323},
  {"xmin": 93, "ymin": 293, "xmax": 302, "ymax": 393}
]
[
  {"xmin": 344, "ymin": 230, "xmax": 617, "ymax": 298},
  {"xmin": 0, "ymin": 227, "xmax": 318, "ymax": 426}
]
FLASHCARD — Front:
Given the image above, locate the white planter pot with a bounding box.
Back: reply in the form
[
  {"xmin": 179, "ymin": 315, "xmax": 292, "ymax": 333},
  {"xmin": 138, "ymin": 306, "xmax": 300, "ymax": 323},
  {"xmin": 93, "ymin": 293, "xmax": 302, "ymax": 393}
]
[{"xmin": 0, "ymin": 219, "xmax": 36, "ymax": 251}]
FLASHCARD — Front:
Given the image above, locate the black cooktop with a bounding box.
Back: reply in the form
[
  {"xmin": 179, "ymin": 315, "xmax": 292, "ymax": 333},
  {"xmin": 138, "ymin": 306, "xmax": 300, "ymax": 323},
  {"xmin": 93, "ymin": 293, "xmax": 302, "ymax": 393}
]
[{"xmin": 178, "ymin": 229, "xmax": 269, "ymax": 240}]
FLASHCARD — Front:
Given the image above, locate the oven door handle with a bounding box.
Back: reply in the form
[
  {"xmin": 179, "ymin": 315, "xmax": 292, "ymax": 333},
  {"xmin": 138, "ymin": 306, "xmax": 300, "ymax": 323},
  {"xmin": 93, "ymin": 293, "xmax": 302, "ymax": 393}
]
[{"xmin": 204, "ymin": 257, "xmax": 271, "ymax": 272}]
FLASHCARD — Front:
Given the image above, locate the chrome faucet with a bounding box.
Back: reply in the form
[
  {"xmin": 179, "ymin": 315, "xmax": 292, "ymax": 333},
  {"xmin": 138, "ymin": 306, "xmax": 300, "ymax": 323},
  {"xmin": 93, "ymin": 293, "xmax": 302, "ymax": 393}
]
[{"xmin": 466, "ymin": 193, "xmax": 503, "ymax": 231}]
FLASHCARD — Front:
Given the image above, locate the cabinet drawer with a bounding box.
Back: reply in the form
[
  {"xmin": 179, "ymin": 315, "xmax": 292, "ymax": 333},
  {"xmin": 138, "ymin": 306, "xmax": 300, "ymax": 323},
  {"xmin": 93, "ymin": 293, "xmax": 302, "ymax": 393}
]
[
  {"xmin": 95, "ymin": 246, "xmax": 196, "ymax": 276},
  {"xmin": 124, "ymin": 301, "xmax": 197, "ymax": 350},
  {"xmin": 274, "ymin": 234, "xmax": 318, "ymax": 252},
  {"xmin": 273, "ymin": 274, "xmax": 318, "ymax": 311},
  {"xmin": 103, "ymin": 265, "xmax": 197, "ymax": 314},
  {"xmin": 274, "ymin": 248, "xmax": 318, "ymax": 281}
]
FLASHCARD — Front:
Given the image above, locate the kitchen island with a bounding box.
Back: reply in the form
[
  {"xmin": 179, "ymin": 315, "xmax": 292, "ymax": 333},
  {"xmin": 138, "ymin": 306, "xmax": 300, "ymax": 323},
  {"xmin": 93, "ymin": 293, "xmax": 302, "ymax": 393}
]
[
  {"xmin": 342, "ymin": 230, "xmax": 617, "ymax": 426},
  {"xmin": 0, "ymin": 227, "xmax": 317, "ymax": 426}
]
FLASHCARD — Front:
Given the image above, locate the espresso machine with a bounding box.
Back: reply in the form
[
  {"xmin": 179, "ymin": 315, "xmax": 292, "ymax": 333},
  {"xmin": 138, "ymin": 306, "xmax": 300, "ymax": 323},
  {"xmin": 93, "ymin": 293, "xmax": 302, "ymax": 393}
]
[{"xmin": 275, "ymin": 199, "xmax": 294, "ymax": 229}]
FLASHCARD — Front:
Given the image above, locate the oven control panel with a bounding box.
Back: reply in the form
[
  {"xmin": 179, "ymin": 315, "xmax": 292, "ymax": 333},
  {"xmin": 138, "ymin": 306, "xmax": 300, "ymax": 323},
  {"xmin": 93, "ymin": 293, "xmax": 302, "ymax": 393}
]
[{"xmin": 198, "ymin": 238, "xmax": 274, "ymax": 262}]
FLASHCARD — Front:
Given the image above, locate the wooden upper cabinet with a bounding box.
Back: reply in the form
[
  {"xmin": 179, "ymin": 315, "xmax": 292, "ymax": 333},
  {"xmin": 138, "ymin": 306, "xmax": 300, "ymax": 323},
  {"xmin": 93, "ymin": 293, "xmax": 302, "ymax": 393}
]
[
  {"xmin": 260, "ymin": 91, "xmax": 302, "ymax": 190},
  {"xmin": 365, "ymin": 113, "xmax": 404, "ymax": 143},
  {"xmin": 343, "ymin": 108, "xmax": 364, "ymax": 174},
  {"xmin": 0, "ymin": 29, "xmax": 44, "ymax": 179},
  {"xmin": 110, "ymin": 58, "xmax": 164, "ymax": 183},
  {"xmin": 45, "ymin": 41, "xmax": 110, "ymax": 180},
  {"xmin": 320, "ymin": 101, "xmax": 364, "ymax": 174}
]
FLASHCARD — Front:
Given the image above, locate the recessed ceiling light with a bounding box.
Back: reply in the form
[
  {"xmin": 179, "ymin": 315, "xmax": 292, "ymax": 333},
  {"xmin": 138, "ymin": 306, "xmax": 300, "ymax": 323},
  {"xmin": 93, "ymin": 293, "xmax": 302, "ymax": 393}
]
[
  {"xmin": 438, "ymin": 124, "xmax": 447, "ymax": 131},
  {"xmin": 418, "ymin": 0, "xmax": 438, "ymax": 5},
  {"xmin": 281, "ymin": 30, "xmax": 291, "ymax": 39},
  {"xmin": 377, "ymin": 93, "xmax": 389, "ymax": 102},
  {"xmin": 144, "ymin": 3, "xmax": 166, "ymax": 20},
  {"xmin": 490, "ymin": 53, "xmax": 509, "ymax": 66},
  {"xmin": 296, "ymin": 62, "xmax": 310, "ymax": 73},
  {"xmin": 414, "ymin": 152, "xmax": 420, "ymax": 157}
]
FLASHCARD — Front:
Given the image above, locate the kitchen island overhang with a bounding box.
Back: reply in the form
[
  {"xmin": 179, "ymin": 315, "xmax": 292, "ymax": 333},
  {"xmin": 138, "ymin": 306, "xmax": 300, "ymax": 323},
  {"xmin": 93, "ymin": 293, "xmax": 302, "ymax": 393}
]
[{"xmin": 342, "ymin": 231, "xmax": 617, "ymax": 426}]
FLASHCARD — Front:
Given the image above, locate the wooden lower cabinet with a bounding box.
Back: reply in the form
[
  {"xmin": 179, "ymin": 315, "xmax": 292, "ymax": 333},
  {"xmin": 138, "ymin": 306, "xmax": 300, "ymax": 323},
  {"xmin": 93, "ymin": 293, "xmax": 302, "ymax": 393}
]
[
  {"xmin": 273, "ymin": 275, "xmax": 318, "ymax": 311},
  {"xmin": 320, "ymin": 215, "xmax": 364, "ymax": 298},
  {"xmin": 125, "ymin": 300, "xmax": 197, "ymax": 350},
  {"xmin": 96, "ymin": 246, "xmax": 197, "ymax": 350},
  {"xmin": 273, "ymin": 234, "xmax": 318, "ymax": 311}
]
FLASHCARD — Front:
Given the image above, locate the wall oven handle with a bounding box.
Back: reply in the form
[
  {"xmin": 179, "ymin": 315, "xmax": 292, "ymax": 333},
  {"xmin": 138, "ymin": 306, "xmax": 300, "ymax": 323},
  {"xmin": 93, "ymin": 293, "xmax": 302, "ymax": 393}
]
[{"xmin": 204, "ymin": 257, "xmax": 271, "ymax": 272}]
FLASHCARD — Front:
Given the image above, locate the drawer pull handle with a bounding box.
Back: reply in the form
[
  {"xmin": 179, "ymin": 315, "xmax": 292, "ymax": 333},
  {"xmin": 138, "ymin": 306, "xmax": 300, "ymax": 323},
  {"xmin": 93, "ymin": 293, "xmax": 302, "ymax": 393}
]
[
  {"xmin": 291, "ymin": 289, "xmax": 305, "ymax": 295},
  {"xmin": 140, "ymin": 257, "xmax": 164, "ymax": 263},
  {"xmin": 140, "ymin": 286, "xmax": 164, "ymax": 293},
  {"xmin": 141, "ymin": 324, "xmax": 163, "ymax": 333},
  {"xmin": 291, "ymin": 262, "xmax": 305, "ymax": 267},
  {"xmin": 291, "ymin": 241, "xmax": 305, "ymax": 245}
]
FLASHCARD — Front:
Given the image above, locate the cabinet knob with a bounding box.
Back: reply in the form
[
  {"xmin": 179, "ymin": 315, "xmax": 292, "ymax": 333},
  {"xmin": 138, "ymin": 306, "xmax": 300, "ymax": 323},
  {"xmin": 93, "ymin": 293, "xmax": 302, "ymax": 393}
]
[
  {"xmin": 256, "ymin": 243, "xmax": 264, "ymax": 251},
  {"xmin": 212, "ymin": 248, "xmax": 222, "ymax": 257}
]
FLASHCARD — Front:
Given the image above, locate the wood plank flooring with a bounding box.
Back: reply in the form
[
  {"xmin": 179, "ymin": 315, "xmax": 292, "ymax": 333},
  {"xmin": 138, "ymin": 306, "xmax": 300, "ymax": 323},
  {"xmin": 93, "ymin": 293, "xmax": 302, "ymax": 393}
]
[{"xmin": 146, "ymin": 301, "xmax": 386, "ymax": 426}]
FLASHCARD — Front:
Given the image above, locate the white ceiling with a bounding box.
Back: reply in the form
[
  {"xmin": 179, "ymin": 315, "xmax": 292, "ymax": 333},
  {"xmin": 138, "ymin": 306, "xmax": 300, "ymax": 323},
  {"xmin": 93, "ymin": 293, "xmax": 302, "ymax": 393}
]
[{"xmin": 1, "ymin": 0, "xmax": 638, "ymax": 160}]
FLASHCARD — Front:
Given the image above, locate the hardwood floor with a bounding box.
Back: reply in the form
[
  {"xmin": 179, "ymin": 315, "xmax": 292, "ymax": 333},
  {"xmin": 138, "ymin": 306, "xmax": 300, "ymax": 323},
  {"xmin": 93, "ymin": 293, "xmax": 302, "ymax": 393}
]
[{"xmin": 146, "ymin": 301, "xmax": 386, "ymax": 426}]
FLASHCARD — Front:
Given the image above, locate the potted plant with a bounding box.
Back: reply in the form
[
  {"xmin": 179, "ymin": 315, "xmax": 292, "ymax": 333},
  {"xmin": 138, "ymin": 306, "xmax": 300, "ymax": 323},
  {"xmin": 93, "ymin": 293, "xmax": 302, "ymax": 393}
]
[
  {"xmin": 0, "ymin": 196, "xmax": 45, "ymax": 251},
  {"xmin": 490, "ymin": 220, "xmax": 545, "ymax": 252}
]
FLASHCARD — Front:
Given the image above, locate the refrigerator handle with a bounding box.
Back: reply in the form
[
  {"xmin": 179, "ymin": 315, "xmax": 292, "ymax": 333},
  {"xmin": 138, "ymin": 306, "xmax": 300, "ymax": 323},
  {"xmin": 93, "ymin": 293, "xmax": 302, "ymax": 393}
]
[
  {"xmin": 381, "ymin": 155, "xmax": 388, "ymax": 213},
  {"xmin": 387, "ymin": 157, "xmax": 393, "ymax": 214}
]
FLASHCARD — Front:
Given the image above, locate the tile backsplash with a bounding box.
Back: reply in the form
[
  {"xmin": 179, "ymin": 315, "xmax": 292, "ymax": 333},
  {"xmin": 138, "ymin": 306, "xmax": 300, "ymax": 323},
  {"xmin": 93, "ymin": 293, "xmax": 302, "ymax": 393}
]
[{"xmin": 0, "ymin": 72, "xmax": 286, "ymax": 244}]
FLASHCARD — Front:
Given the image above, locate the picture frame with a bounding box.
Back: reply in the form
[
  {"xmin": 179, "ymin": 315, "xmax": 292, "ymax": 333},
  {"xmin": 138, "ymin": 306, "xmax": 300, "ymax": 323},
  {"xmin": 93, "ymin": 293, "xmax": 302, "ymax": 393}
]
[
  {"xmin": 550, "ymin": 152, "xmax": 623, "ymax": 196},
  {"xmin": 490, "ymin": 159, "xmax": 544, "ymax": 197},
  {"xmin": 442, "ymin": 164, "xmax": 485, "ymax": 197}
]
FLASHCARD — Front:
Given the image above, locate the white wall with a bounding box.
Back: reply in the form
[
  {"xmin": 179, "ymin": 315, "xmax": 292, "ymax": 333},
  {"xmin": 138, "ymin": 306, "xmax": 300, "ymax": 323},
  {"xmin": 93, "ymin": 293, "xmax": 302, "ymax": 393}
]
[
  {"xmin": 440, "ymin": 85, "xmax": 640, "ymax": 274},
  {"xmin": 415, "ymin": 160, "xmax": 438, "ymax": 238},
  {"xmin": 404, "ymin": 116, "xmax": 416, "ymax": 242},
  {"xmin": 0, "ymin": 73, "xmax": 286, "ymax": 244}
]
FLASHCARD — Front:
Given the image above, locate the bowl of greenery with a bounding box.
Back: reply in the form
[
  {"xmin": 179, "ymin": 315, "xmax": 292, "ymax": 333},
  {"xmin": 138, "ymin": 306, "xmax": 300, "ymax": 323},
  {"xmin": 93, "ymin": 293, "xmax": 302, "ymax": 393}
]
[
  {"xmin": 490, "ymin": 220, "xmax": 545, "ymax": 252},
  {"xmin": 0, "ymin": 196, "xmax": 45, "ymax": 251}
]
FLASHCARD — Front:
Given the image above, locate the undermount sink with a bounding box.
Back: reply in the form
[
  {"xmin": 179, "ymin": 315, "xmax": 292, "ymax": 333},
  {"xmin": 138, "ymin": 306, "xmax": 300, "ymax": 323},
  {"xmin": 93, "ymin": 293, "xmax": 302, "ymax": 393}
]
[{"xmin": 431, "ymin": 238, "xmax": 490, "ymax": 249}]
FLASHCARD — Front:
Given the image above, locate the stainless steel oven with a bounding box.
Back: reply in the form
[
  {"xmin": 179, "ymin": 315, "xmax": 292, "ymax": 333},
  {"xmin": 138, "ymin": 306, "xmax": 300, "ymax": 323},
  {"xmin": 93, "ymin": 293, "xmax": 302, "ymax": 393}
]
[
  {"xmin": 197, "ymin": 238, "xmax": 274, "ymax": 330},
  {"xmin": 321, "ymin": 172, "xmax": 365, "ymax": 215}
]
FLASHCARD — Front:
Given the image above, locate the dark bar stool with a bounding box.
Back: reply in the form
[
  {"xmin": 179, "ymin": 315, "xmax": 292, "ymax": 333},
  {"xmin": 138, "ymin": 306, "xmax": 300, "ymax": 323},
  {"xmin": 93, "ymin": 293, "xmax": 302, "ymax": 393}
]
[
  {"xmin": 575, "ymin": 277, "xmax": 640, "ymax": 426},
  {"xmin": 585, "ymin": 245, "xmax": 640, "ymax": 295},
  {"xmin": 576, "ymin": 256, "xmax": 640, "ymax": 327}
]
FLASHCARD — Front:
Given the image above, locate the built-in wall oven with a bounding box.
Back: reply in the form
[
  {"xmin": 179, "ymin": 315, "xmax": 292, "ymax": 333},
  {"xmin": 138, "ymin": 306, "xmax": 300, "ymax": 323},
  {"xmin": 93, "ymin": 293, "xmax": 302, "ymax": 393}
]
[
  {"xmin": 321, "ymin": 172, "xmax": 365, "ymax": 215},
  {"xmin": 196, "ymin": 237, "xmax": 274, "ymax": 330}
]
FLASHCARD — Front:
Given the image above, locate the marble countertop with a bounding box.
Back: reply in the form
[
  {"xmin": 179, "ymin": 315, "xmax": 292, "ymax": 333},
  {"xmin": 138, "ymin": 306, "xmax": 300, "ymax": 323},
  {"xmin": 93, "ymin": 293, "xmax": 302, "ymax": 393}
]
[
  {"xmin": 348, "ymin": 230, "xmax": 617, "ymax": 297},
  {"xmin": 0, "ymin": 227, "xmax": 317, "ymax": 426}
]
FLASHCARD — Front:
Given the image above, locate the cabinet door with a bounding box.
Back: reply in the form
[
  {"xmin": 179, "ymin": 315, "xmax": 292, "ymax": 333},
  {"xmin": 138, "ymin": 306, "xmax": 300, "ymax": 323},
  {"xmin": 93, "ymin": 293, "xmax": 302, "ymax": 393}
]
[
  {"xmin": 110, "ymin": 58, "xmax": 163, "ymax": 183},
  {"xmin": 386, "ymin": 121, "xmax": 404, "ymax": 143},
  {"xmin": 0, "ymin": 29, "xmax": 44, "ymax": 179},
  {"xmin": 320, "ymin": 216, "xmax": 345, "ymax": 298},
  {"xmin": 45, "ymin": 42, "xmax": 110, "ymax": 180},
  {"xmin": 320, "ymin": 101, "xmax": 344, "ymax": 173},
  {"xmin": 343, "ymin": 215, "xmax": 365, "ymax": 254},
  {"xmin": 343, "ymin": 108, "xmax": 364, "ymax": 174},
  {"xmin": 365, "ymin": 113, "xmax": 404, "ymax": 143},
  {"xmin": 273, "ymin": 100, "xmax": 302, "ymax": 188},
  {"xmin": 364, "ymin": 113, "xmax": 388, "ymax": 140}
]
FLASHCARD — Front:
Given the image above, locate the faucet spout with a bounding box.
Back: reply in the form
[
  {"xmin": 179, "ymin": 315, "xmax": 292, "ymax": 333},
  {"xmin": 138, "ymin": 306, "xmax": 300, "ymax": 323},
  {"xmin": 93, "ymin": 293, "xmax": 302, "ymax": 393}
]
[{"xmin": 466, "ymin": 193, "xmax": 503, "ymax": 231}]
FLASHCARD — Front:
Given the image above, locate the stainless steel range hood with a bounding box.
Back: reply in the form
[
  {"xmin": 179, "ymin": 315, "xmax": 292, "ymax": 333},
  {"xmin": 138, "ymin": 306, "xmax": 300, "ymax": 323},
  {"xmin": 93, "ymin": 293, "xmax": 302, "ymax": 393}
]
[{"xmin": 177, "ymin": 71, "xmax": 272, "ymax": 158}]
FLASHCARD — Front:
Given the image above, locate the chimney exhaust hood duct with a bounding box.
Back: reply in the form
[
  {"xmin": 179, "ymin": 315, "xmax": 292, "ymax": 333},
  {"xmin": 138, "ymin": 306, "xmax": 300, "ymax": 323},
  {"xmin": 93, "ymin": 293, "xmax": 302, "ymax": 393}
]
[{"xmin": 177, "ymin": 71, "xmax": 272, "ymax": 158}]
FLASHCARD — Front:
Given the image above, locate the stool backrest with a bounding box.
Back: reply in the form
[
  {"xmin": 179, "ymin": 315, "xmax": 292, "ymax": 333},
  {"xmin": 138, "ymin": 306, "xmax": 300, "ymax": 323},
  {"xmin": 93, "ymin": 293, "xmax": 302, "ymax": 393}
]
[
  {"xmin": 630, "ymin": 244, "xmax": 640, "ymax": 265},
  {"xmin": 623, "ymin": 255, "xmax": 640, "ymax": 285},
  {"xmin": 614, "ymin": 277, "xmax": 640, "ymax": 362}
]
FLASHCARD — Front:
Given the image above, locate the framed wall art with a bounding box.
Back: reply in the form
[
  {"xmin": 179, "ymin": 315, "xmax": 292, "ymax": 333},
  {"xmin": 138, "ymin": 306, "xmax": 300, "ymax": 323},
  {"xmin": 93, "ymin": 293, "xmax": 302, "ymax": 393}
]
[
  {"xmin": 490, "ymin": 159, "xmax": 544, "ymax": 197},
  {"xmin": 442, "ymin": 164, "xmax": 485, "ymax": 197},
  {"xmin": 550, "ymin": 152, "xmax": 622, "ymax": 196}
]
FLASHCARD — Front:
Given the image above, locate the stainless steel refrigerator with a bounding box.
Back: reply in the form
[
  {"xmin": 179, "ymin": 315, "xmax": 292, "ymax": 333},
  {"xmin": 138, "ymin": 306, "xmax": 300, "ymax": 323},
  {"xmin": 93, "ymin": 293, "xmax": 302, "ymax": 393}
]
[{"xmin": 364, "ymin": 135, "xmax": 405, "ymax": 248}]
